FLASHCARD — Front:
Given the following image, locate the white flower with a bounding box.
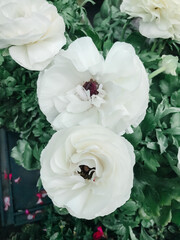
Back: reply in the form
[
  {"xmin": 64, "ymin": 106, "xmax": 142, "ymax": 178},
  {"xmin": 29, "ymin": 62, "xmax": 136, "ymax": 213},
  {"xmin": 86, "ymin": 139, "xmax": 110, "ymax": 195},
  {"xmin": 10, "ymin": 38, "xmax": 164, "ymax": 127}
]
[
  {"xmin": 178, "ymin": 148, "xmax": 180, "ymax": 170},
  {"xmin": 0, "ymin": 0, "xmax": 66, "ymax": 70},
  {"xmin": 37, "ymin": 37, "xmax": 149, "ymax": 134},
  {"xmin": 40, "ymin": 125, "xmax": 135, "ymax": 219},
  {"xmin": 159, "ymin": 55, "xmax": 178, "ymax": 76},
  {"xmin": 120, "ymin": 0, "xmax": 180, "ymax": 41}
]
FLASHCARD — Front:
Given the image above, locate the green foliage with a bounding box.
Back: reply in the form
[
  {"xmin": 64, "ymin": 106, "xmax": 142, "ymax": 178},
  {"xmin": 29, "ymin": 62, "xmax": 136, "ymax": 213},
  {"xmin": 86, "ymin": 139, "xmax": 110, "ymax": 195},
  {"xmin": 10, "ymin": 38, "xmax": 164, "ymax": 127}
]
[{"xmin": 1, "ymin": 0, "xmax": 180, "ymax": 239}]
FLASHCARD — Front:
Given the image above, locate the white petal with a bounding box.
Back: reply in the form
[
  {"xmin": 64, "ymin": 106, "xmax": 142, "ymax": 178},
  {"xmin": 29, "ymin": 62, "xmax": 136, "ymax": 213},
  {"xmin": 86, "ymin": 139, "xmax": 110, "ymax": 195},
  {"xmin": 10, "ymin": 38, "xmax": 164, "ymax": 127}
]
[
  {"xmin": 103, "ymin": 42, "xmax": 142, "ymax": 91},
  {"xmin": 37, "ymin": 57, "xmax": 91, "ymax": 122},
  {"xmin": 139, "ymin": 21, "xmax": 172, "ymax": 39},
  {"xmin": 61, "ymin": 36, "xmax": 104, "ymax": 75},
  {"xmin": 52, "ymin": 108, "xmax": 99, "ymax": 130}
]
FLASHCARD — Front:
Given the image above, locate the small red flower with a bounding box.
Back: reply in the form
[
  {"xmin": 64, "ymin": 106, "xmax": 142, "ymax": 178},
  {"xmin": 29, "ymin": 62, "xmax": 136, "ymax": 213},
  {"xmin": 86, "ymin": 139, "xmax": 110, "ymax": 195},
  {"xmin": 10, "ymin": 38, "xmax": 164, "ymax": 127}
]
[
  {"xmin": 36, "ymin": 190, "xmax": 47, "ymax": 205},
  {"xmin": 4, "ymin": 171, "xmax": 12, "ymax": 181},
  {"xmin": 25, "ymin": 209, "xmax": 42, "ymax": 220},
  {"xmin": 9, "ymin": 173, "xmax": 12, "ymax": 181},
  {"xmin": 4, "ymin": 171, "xmax": 8, "ymax": 180},
  {"xmin": 25, "ymin": 209, "xmax": 30, "ymax": 215},
  {"xmin": 93, "ymin": 226, "xmax": 105, "ymax": 240}
]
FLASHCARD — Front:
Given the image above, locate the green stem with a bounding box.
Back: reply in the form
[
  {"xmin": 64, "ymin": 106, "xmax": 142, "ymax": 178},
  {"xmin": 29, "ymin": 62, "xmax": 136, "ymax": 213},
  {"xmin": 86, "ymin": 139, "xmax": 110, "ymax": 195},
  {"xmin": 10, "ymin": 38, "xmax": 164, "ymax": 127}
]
[
  {"xmin": 121, "ymin": 18, "xmax": 131, "ymax": 41},
  {"xmin": 151, "ymin": 39, "xmax": 158, "ymax": 52},
  {"xmin": 157, "ymin": 40, "xmax": 167, "ymax": 55},
  {"xmin": 148, "ymin": 66, "xmax": 165, "ymax": 79}
]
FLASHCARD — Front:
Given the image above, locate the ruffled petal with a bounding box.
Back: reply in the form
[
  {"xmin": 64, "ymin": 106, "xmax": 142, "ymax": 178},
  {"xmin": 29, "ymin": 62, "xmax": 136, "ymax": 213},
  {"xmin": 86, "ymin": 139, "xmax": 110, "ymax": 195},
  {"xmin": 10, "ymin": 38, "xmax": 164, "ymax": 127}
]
[
  {"xmin": 103, "ymin": 42, "xmax": 142, "ymax": 91},
  {"xmin": 61, "ymin": 36, "xmax": 104, "ymax": 75}
]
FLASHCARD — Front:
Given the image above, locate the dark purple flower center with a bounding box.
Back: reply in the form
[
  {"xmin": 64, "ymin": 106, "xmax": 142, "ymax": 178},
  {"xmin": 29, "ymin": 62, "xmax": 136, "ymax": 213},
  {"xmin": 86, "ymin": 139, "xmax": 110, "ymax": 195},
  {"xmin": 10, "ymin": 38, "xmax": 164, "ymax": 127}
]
[
  {"xmin": 78, "ymin": 165, "xmax": 95, "ymax": 180},
  {"xmin": 83, "ymin": 79, "xmax": 99, "ymax": 96}
]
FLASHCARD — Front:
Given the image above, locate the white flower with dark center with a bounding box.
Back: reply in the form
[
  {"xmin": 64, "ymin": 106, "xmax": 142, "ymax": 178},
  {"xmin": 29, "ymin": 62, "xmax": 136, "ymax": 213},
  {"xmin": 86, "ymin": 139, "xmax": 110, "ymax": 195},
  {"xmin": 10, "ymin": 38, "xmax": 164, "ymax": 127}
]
[
  {"xmin": 37, "ymin": 37, "xmax": 149, "ymax": 134},
  {"xmin": 120, "ymin": 0, "xmax": 180, "ymax": 41},
  {"xmin": 40, "ymin": 125, "xmax": 135, "ymax": 219},
  {"xmin": 0, "ymin": 0, "xmax": 66, "ymax": 70}
]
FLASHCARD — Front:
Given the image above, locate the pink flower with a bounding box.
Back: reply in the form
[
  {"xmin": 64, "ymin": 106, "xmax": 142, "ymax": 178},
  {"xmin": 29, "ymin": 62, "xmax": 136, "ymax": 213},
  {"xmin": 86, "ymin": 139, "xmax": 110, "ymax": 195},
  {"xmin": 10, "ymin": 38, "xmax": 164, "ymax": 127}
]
[
  {"xmin": 25, "ymin": 209, "xmax": 43, "ymax": 220},
  {"xmin": 9, "ymin": 173, "xmax": 12, "ymax": 181},
  {"xmin": 36, "ymin": 193, "xmax": 43, "ymax": 205},
  {"xmin": 93, "ymin": 226, "xmax": 105, "ymax": 240},
  {"xmin": 4, "ymin": 171, "xmax": 12, "ymax": 180},
  {"xmin": 36, "ymin": 198, "xmax": 43, "ymax": 205},
  {"xmin": 14, "ymin": 177, "xmax": 21, "ymax": 184},
  {"xmin": 36, "ymin": 190, "xmax": 47, "ymax": 205},
  {"xmin": 25, "ymin": 209, "xmax": 30, "ymax": 215},
  {"xmin": 4, "ymin": 196, "xmax": 10, "ymax": 211},
  {"xmin": 4, "ymin": 171, "xmax": 8, "ymax": 180}
]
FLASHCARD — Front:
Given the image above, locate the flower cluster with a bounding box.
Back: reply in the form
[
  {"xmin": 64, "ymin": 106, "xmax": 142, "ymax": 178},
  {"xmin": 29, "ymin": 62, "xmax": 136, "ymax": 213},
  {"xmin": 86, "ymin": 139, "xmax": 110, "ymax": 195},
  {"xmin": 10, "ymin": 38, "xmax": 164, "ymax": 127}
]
[{"xmin": 0, "ymin": 0, "xmax": 152, "ymax": 220}]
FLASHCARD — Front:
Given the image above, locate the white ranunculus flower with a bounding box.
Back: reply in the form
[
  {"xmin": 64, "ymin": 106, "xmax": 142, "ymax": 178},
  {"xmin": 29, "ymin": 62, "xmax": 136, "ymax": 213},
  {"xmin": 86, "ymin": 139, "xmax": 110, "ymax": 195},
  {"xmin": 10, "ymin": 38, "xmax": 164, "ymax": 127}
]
[
  {"xmin": 120, "ymin": 0, "xmax": 180, "ymax": 41},
  {"xmin": 40, "ymin": 125, "xmax": 135, "ymax": 219},
  {"xmin": 37, "ymin": 37, "xmax": 149, "ymax": 134},
  {"xmin": 0, "ymin": 0, "xmax": 66, "ymax": 70}
]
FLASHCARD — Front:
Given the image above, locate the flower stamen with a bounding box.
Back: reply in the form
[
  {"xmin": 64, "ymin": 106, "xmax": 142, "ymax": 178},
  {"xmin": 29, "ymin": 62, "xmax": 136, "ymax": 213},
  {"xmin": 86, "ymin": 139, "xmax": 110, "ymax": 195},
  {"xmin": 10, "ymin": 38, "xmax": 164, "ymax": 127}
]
[
  {"xmin": 78, "ymin": 165, "xmax": 95, "ymax": 180},
  {"xmin": 83, "ymin": 79, "xmax": 99, "ymax": 96}
]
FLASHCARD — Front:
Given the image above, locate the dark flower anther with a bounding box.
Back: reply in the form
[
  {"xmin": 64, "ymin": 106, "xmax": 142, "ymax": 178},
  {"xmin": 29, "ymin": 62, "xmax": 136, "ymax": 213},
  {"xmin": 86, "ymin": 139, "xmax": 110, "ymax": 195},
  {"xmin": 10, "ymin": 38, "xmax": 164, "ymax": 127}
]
[
  {"xmin": 78, "ymin": 165, "xmax": 95, "ymax": 180},
  {"xmin": 83, "ymin": 79, "xmax": 99, "ymax": 96}
]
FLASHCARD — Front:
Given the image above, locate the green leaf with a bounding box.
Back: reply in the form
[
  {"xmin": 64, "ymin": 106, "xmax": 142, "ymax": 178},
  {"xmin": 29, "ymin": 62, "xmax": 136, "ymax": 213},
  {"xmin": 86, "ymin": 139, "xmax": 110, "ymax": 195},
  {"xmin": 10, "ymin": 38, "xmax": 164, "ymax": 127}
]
[
  {"xmin": 100, "ymin": 0, "xmax": 111, "ymax": 19},
  {"xmin": 155, "ymin": 97, "xmax": 180, "ymax": 121},
  {"xmin": 140, "ymin": 228, "xmax": 155, "ymax": 240},
  {"xmin": 166, "ymin": 153, "xmax": 180, "ymax": 177},
  {"xmin": 141, "ymin": 108, "xmax": 157, "ymax": 135},
  {"xmin": 54, "ymin": 206, "xmax": 69, "ymax": 215},
  {"xmin": 129, "ymin": 227, "xmax": 138, "ymax": 240},
  {"xmin": 36, "ymin": 177, "xmax": 42, "ymax": 191},
  {"xmin": 157, "ymin": 206, "xmax": 172, "ymax": 227},
  {"xmin": 171, "ymin": 89, "xmax": 180, "ymax": 107},
  {"xmin": 126, "ymin": 32, "xmax": 146, "ymax": 53},
  {"xmin": 50, "ymin": 232, "xmax": 60, "ymax": 240},
  {"xmin": 120, "ymin": 200, "xmax": 139, "ymax": 216},
  {"xmin": 0, "ymin": 53, "xmax": 4, "ymax": 66},
  {"xmin": 140, "ymin": 148, "xmax": 160, "ymax": 172},
  {"xmin": 125, "ymin": 126, "xmax": 142, "ymax": 147},
  {"xmin": 11, "ymin": 139, "xmax": 40, "ymax": 170},
  {"xmin": 159, "ymin": 75, "xmax": 179, "ymax": 96},
  {"xmin": 170, "ymin": 113, "xmax": 180, "ymax": 128},
  {"xmin": 143, "ymin": 186, "xmax": 160, "ymax": 217},
  {"xmin": 156, "ymin": 129, "xmax": 168, "ymax": 154},
  {"xmin": 172, "ymin": 200, "xmax": 180, "ymax": 226},
  {"xmin": 172, "ymin": 210, "xmax": 180, "ymax": 226},
  {"xmin": 163, "ymin": 127, "xmax": 180, "ymax": 135},
  {"xmin": 103, "ymin": 38, "xmax": 113, "ymax": 55}
]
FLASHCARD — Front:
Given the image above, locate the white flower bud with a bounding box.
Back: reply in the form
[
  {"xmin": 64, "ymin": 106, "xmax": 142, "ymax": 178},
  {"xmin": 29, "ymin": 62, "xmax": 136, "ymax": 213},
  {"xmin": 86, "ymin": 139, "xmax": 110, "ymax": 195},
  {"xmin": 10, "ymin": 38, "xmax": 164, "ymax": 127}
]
[{"xmin": 159, "ymin": 55, "xmax": 178, "ymax": 76}]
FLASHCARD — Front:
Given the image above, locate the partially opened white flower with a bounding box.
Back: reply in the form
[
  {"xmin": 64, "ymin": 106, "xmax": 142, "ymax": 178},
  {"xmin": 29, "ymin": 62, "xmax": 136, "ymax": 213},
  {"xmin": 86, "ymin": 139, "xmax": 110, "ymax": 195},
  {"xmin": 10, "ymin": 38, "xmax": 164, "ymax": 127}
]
[
  {"xmin": 37, "ymin": 37, "xmax": 149, "ymax": 134},
  {"xmin": 40, "ymin": 125, "xmax": 135, "ymax": 219},
  {"xmin": 0, "ymin": 0, "xmax": 66, "ymax": 70},
  {"xmin": 120, "ymin": 0, "xmax": 180, "ymax": 41},
  {"xmin": 159, "ymin": 55, "xmax": 178, "ymax": 76}
]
